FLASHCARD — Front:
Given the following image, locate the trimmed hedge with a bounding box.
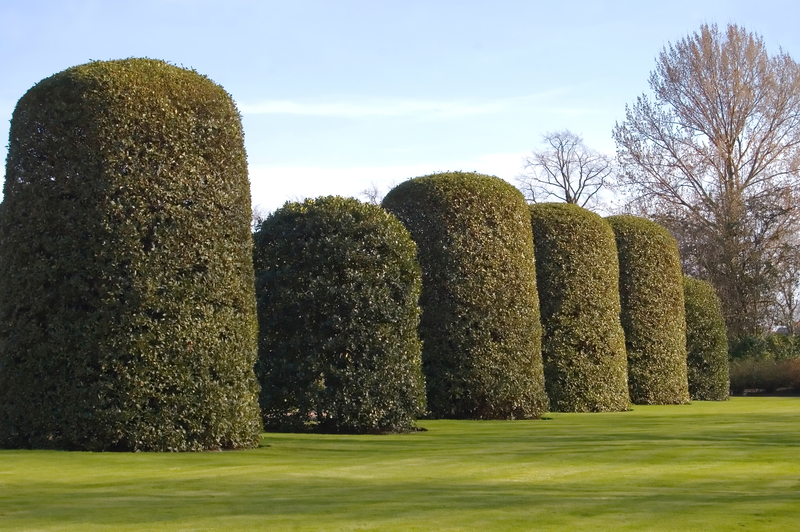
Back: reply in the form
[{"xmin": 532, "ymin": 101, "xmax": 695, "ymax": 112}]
[
  {"xmin": 606, "ymin": 215, "xmax": 690, "ymax": 405},
  {"xmin": 530, "ymin": 203, "xmax": 629, "ymax": 411},
  {"xmin": 729, "ymin": 357, "xmax": 800, "ymax": 394},
  {"xmin": 382, "ymin": 172, "xmax": 548, "ymax": 419},
  {"xmin": 0, "ymin": 59, "xmax": 261, "ymax": 451},
  {"xmin": 253, "ymin": 196, "xmax": 426, "ymax": 433},
  {"xmin": 683, "ymin": 276, "xmax": 729, "ymax": 400}
]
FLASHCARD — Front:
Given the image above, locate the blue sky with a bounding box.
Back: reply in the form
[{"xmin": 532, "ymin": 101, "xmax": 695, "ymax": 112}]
[{"xmin": 2, "ymin": 0, "xmax": 799, "ymax": 212}]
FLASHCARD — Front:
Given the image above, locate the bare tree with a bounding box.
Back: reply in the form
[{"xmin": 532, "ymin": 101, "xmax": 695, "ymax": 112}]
[
  {"xmin": 516, "ymin": 130, "xmax": 613, "ymax": 208},
  {"xmin": 359, "ymin": 182, "xmax": 384, "ymax": 205},
  {"xmin": 613, "ymin": 23, "xmax": 800, "ymax": 339}
]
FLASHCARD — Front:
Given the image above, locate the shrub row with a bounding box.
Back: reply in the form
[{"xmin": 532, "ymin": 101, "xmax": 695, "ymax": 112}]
[{"xmin": 1, "ymin": 60, "xmax": 729, "ymax": 448}]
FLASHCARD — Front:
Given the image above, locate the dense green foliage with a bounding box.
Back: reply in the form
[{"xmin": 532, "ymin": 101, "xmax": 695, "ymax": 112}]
[
  {"xmin": 606, "ymin": 215, "xmax": 690, "ymax": 404},
  {"xmin": 253, "ymin": 196, "xmax": 426, "ymax": 433},
  {"xmin": 729, "ymin": 333, "xmax": 800, "ymax": 361},
  {"xmin": 382, "ymin": 172, "xmax": 548, "ymax": 419},
  {"xmin": 0, "ymin": 59, "xmax": 261, "ymax": 451},
  {"xmin": 683, "ymin": 276, "xmax": 729, "ymax": 400},
  {"xmin": 530, "ymin": 203, "xmax": 629, "ymax": 411}
]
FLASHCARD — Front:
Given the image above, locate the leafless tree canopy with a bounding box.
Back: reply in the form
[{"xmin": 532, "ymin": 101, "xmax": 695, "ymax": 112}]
[
  {"xmin": 359, "ymin": 182, "xmax": 384, "ymax": 205},
  {"xmin": 614, "ymin": 23, "xmax": 800, "ymax": 337},
  {"xmin": 517, "ymin": 130, "xmax": 612, "ymax": 208}
]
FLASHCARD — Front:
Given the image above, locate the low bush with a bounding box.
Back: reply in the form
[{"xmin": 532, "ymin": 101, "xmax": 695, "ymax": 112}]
[
  {"xmin": 382, "ymin": 172, "xmax": 548, "ymax": 419},
  {"xmin": 253, "ymin": 196, "xmax": 426, "ymax": 433},
  {"xmin": 684, "ymin": 276, "xmax": 729, "ymax": 400},
  {"xmin": 729, "ymin": 358, "xmax": 800, "ymax": 394},
  {"xmin": 529, "ymin": 203, "xmax": 629, "ymax": 412},
  {"xmin": 0, "ymin": 58, "xmax": 261, "ymax": 451},
  {"xmin": 606, "ymin": 215, "xmax": 690, "ymax": 405}
]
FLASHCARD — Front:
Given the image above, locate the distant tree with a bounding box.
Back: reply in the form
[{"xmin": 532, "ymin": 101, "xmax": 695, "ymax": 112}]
[
  {"xmin": 516, "ymin": 130, "xmax": 613, "ymax": 208},
  {"xmin": 359, "ymin": 182, "xmax": 384, "ymax": 205},
  {"xmin": 613, "ymin": 23, "xmax": 800, "ymax": 339}
]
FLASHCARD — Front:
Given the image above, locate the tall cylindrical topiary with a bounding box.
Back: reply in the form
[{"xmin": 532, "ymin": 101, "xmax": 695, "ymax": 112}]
[
  {"xmin": 382, "ymin": 172, "xmax": 548, "ymax": 419},
  {"xmin": 684, "ymin": 276, "xmax": 730, "ymax": 400},
  {"xmin": 606, "ymin": 215, "xmax": 690, "ymax": 405},
  {"xmin": 253, "ymin": 196, "xmax": 426, "ymax": 433},
  {"xmin": 530, "ymin": 203, "xmax": 629, "ymax": 412},
  {"xmin": 0, "ymin": 59, "xmax": 261, "ymax": 451}
]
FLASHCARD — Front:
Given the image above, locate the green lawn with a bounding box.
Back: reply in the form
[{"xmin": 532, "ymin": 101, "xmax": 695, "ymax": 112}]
[{"xmin": 1, "ymin": 397, "xmax": 798, "ymax": 531}]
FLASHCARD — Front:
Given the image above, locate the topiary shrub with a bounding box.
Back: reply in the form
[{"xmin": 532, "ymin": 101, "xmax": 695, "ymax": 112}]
[
  {"xmin": 0, "ymin": 58, "xmax": 261, "ymax": 451},
  {"xmin": 683, "ymin": 276, "xmax": 729, "ymax": 400},
  {"xmin": 382, "ymin": 172, "xmax": 548, "ymax": 419},
  {"xmin": 253, "ymin": 196, "xmax": 426, "ymax": 433},
  {"xmin": 530, "ymin": 203, "xmax": 629, "ymax": 412},
  {"xmin": 606, "ymin": 215, "xmax": 690, "ymax": 404}
]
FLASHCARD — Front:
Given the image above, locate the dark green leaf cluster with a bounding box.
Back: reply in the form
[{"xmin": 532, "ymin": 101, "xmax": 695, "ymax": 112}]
[
  {"xmin": 0, "ymin": 59, "xmax": 261, "ymax": 451},
  {"xmin": 606, "ymin": 215, "xmax": 690, "ymax": 404},
  {"xmin": 683, "ymin": 276, "xmax": 729, "ymax": 400},
  {"xmin": 382, "ymin": 172, "xmax": 548, "ymax": 419},
  {"xmin": 253, "ymin": 196, "xmax": 426, "ymax": 433},
  {"xmin": 729, "ymin": 333, "xmax": 800, "ymax": 361},
  {"xmin": 530, "ymin": 204, "xmax": 629, "ymax": 412}
]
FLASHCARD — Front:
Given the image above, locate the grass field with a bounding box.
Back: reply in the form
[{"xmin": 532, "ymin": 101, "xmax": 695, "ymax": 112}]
[{"xmin": 1, "ymin": 397, "xmax": 798, "ymax": 531}]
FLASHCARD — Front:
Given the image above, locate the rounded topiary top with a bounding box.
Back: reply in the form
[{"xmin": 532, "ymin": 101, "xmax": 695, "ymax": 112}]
[
  {"xmin": 253, "ymin": 196, "xmax": 426, "ymax": 433},
  {"xmin": 0, "ymin": 58, "xmax": 261, "ymax": 451},
  {"xmin": 530, "ymin": 203, "xmax": 629, "ymax": 412},
  {"xmin": 605, "ymin": 215, "xmax": 690, "ymax": 405},
  {"xmin": 684, "ymin": 276, "xmax": 729, "ymax": 401},
  {"xmin": 382, "ymin": 171, "xmax": 548, "ymax": 419}
]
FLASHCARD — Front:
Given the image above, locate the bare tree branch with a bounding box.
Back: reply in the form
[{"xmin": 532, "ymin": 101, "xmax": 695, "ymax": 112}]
[
  {"xmin": 516, "ymin": 130, "xmax": 613, "ymax": 208},
  {"xmin": 359, "ymin": 182, "xmax": 385, "ymax": 205}
]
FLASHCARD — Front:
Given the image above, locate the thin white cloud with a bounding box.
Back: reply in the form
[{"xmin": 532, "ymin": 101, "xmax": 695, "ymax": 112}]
[
  {"xmin": 239, "ymin": 99, "xmax": 501, "ymax": 118},
  {"xmin": 238, "ymin": 92, "xmax": 565, "ymax": 119}
]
